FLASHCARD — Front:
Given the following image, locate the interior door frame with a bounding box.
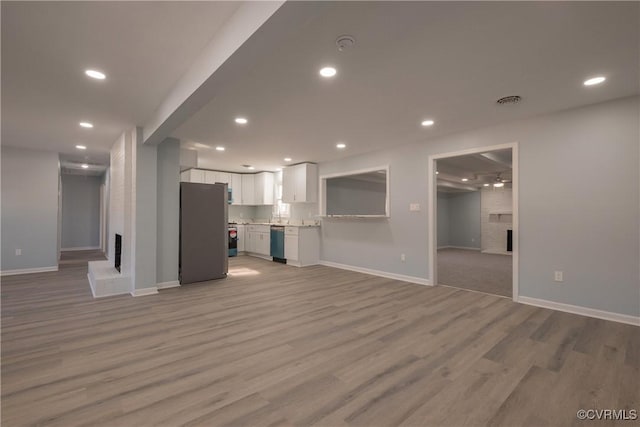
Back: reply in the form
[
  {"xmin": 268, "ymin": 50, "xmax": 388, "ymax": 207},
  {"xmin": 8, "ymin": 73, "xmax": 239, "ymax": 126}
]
[{"xmin": 427, "ymin": 142, "xmax": 519, "ymax": 301}]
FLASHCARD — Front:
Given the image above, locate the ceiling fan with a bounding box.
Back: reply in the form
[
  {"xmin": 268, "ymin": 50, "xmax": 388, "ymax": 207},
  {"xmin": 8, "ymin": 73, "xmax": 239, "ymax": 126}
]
[{"xmin": 492, "ymin": 172, "xmax": 511, "ymax": 187}]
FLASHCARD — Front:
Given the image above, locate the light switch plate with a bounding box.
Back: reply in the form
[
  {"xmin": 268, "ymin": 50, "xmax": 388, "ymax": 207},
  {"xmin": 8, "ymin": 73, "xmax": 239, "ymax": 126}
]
[{"xmin": 409, "ymin": 203, "xmax": 420, "ymax": 212}]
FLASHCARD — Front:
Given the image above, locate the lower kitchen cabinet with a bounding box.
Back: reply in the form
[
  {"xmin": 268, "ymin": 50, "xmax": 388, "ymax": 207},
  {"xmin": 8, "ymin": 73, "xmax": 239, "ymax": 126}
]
[
  {"xmin": 284, "ymin": 226, "xmax": 320, "ymax": 267},
  {"xmin": 236, "ymin": 225, "xmax": 245, "ymax": 252},
  {"xmin": 246, "ymin": 225, "xmax": 270, "ymax": 258}
]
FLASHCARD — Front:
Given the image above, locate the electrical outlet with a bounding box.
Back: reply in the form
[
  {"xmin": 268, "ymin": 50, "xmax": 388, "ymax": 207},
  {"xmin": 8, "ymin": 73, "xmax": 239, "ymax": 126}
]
[
  {"xmin": 554, "ymin": 271, "xmax": 563, "ymax": 282},
  {"xmin": 409, "ymin": 203, "xmax": 420, "ymax": 212},
  {"xmin": 471, "ymin": 238, "xmax": 475, "ymax": 243},
  {"xmin": 401, "ymin": 253, "xmax": 406, "ymax": 262},
  {"xmin": 15, "ymin": 249, "xmax": 22, "ymax": 256}
]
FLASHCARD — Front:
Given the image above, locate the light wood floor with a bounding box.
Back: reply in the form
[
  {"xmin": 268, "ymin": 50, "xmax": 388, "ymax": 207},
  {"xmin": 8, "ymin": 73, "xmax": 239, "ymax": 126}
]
[{"xmin": 2, "ymin": 253, "xmax": 638, "ymax": 426}]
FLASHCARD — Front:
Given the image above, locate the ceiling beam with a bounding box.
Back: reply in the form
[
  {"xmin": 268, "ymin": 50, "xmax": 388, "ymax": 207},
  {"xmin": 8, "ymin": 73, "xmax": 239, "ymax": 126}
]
[
  {"xmin": 437, "ymin": 180, "xmax": 478, "ymax": 192},
  {"xmin": 142, "ymin": 1, "xmax": 285, "ymax": 145}
]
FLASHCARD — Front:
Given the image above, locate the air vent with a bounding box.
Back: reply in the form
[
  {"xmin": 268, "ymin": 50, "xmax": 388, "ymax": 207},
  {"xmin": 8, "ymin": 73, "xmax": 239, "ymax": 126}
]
[
  {"xmin": 336, "ymin": 35, "xmax": 356, "ymax": 52},
  {"xmin": 496, "ymin": 95, "xmax": 522, "ymax": 105}
]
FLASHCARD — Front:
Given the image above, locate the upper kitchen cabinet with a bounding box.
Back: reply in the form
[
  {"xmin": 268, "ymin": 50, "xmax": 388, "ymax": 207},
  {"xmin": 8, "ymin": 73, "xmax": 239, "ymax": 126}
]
[
  {"xmin": 230, "ymin": 173, "xmax": 242, "ymax": 205},
  {"xmin": 181, "ymin": 169, "xmax": 206, "ymax": 183},
  {"xmin": 283, "ymin": 163, "xmax": 318, "ymax": 203},
  {"xmin": 241, "ymin": 174, "xmax": 255, "ymax": 205},
  {"xmin": 254, "ymin": 172, "xmax": 274, "ymax": 205},
  {"xmin": 204, "ymin": 171, "xmax": 230, "ymax": 185}
]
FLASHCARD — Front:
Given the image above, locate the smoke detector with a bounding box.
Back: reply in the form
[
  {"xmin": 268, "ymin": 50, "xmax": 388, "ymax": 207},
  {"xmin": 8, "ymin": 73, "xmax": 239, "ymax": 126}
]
[
  {"xmin": 336, "ymin": 35, "xmax": 356, "ymax": 52},
  {"xmin": 496, "ymin": 95, "xmax": 522, "ymax": 105}
]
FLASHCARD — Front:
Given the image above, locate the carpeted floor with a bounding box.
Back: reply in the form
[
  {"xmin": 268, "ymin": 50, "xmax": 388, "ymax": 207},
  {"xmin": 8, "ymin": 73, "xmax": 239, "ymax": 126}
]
[
  {"xmin": 437, "ymin": 248, "xmax": 512, "ymax": 297},
  {"xmin": 59, "ymin": 249, "xmax": 106, "ymax": 266}
]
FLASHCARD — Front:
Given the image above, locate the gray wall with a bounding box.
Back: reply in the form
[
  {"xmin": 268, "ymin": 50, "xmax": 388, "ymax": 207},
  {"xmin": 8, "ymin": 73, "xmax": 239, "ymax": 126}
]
[
  {"xmin": 437, "ymin": 193, "xmax": 450, "ymax": 247},
  {"xmin": 319, "ymin": 96, "xmax": 639, "ymax": 317},
  {"xmin": 156, "ymin": 138, "xmax": 180, "ymax": 284},
  {"xmin": 133, "ymin": 128, "xmax": 158, "ymax": 290},
  {"xmin": 326, "ymin": 177, "xmax": 386, "ymax": 216},
  {"xmin": 448, "ymin": 191, "xmax": 481, "ymax": 249},
  {"xmin": 1, "ymin": 146, "xmax": 60, "ymax": 271},
  {"xmin": 61, "ymin": 174, "xmax": 102, "ymax": 249}
]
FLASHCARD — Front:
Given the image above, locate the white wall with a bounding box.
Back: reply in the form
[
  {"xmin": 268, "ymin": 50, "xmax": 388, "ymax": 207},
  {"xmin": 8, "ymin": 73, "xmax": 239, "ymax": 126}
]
[
  {"xmin": 61, "ymin": 174, "xmax": 102, "ymax": 249},
  {"xmin": 108, "ymin": 131, "xmax": 135, "ymax": 281},
  {"xmin": 108, "ymin": 133, "xmax": 125, "ymax": 263},
  {"xmin": 481, "ymin": 187, "xmax": 512, "ymax": 253},
  {"xmin": 319, "ymin": 96, "xmax": 639, "ymax": 317},
  {"xmin": 1, "ymin": 147, "xmax": 60, "ymax": 272}
]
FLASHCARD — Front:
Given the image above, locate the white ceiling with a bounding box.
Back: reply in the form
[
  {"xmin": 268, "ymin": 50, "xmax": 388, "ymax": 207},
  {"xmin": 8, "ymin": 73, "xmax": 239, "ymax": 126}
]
[
  {"xmin": 2, "ymin": 2, "xmax": 638, "ymax": 175},
  {"xmin": 437, "ymin": 149, "xmax": 512, "ymax": 193},
  {"xmin": 1, "ymin": 1, "xmax": 242, "ymax": 166},
  {"xmin": 174, "ymin": 1, "xmax": 639, "ymax": 172}
]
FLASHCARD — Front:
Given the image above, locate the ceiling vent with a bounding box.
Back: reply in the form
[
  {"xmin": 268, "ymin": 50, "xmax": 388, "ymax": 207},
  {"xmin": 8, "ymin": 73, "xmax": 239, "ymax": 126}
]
[
  {"xmin": 496, "ymin": 95, "xmax": 522, "ymax": 105},
  {"xmin": 336, "ymin": 35, "xmax": 356, "ymax": 52}
]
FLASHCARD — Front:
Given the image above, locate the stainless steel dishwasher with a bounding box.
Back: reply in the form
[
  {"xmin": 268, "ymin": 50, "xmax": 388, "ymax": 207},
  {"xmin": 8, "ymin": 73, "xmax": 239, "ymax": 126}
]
[{"xmin": 270, "ymin": 225, "xmax": 286, "ymax": 263}]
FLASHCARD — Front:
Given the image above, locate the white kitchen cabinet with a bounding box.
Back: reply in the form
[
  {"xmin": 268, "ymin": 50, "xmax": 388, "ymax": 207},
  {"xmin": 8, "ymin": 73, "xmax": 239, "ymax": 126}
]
[
  {"xmin": 282, "ymin": 163, "xmax": 318, "ymax": 203},
  {"xmin": 182, "ymin": 169, "xmax": 206, "ymax": 183},
  {"xmin": 216, "ymin": 172, "xmax": 230, "ymax": 185},
  {"xmin": 254, "ymin": 172, "xmax": 274, "ymax": 205},
  {"xmin": 204, "ymin": 170, "xmax": 217, "ymax": 184},
  {"xmin": 284, "ymin": 226, "xmax": 320, "ymax": 267},
  {"xmin": 241, "ymin": 174, "xmax": 255, "ymax": 205},
  {"xmin": 245, "ymin": 230, "xmax": 254, "ymax": 253},
  {"xmin": 236, "ymin": 225, "xmax": 245, "ymax": 253},
  {"xmin": 204, "ymin": 170, "xmax": 230, "ymax": 185},
  {"xmin": 230, "ymin": 174, "xmax": 242, "ymax": 205},
  {"xmin": 257, "ymin": 232, "xmax": 270, "ymax": 256},
  {"xmin": 246, "ymin": 225, "xmax": 270, "ymax": 257},
  {"xmin": 284, "ymin": 234, "xmax": 298, "ymax": 261}
]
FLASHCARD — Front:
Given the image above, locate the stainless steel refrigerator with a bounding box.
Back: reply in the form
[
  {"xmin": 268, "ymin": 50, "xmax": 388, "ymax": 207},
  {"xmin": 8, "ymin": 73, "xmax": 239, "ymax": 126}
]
[{"xmin": 179, "ymin": 182, "xmax": 228, "ymax": 284}]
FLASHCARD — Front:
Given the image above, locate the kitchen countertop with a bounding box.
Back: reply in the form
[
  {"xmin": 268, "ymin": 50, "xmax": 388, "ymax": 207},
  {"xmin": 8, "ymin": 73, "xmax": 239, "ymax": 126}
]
[{"xmin": 229, "ymin": 221, "xmax": 320, "ymax": 228}]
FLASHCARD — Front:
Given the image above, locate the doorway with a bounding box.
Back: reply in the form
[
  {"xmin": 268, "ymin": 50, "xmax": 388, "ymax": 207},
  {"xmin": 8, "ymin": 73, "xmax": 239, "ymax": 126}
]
[{"xmin": 428, "ymin": 143, "xmax": 518, "ymax": 300}]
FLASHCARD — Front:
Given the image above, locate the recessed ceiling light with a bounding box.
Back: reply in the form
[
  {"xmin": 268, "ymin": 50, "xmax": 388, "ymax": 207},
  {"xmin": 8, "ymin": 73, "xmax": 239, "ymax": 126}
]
[
  {"xmin": 421, "ymin": 120, "xmax": 435, "ymax": 127},
  {"xmin": 319, "ymin": 67, "xmax": 337, "ymax": 78},
  {"xmin": 435, "ymin": 171, "xmax": 439, "ymax": 175},
  {"xmin": 248, "ymin": 166, "xmax": 255, "ymax": 170},
  {"xmin": 215, "ymin": 146, "xmax": 225, "ymax": 151},
  {"xmin": 79, "ymin": 122, "xmax": 93, "ymax": 128},
  {"xmin": 493, "ymin": 182, "xmax": 505, "ymax": 188},
  {"xmin": 75, "ymin": 145, "xmax": 87, "ymax": 150},
  {"xmin": 483, "ymin": 183, "xmax": 490, "ymax": 187},
  {"xmin": 461, "ymin": 178, "xmax": 469, "ymax": 182},
  {"xmin": 336, "ymin": 143, "xmax": 346, "ymax": 149},
  {"xmin": 235, "ymin": 117, "xmax": 248, "ymax": 124},
  {"xmin": 81, "ymin": 164, "xmax": 89, "ymax": 169},
  {"xmin": 85, "ymin": 69, "xmax": 106, "ymax": 80},
  {"xmin": 584, "ymin": 76, "xmax": 606, "ymax": 86},
  {"xmin": 284, "ymin": 157, "xmax": 292, "ymax": 162}
]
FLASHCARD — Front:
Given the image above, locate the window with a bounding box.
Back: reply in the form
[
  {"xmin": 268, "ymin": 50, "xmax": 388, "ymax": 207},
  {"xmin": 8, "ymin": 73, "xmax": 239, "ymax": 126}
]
[{"xmin": 272, "ymin": 171, "xmax": 290, "ymax": 218}]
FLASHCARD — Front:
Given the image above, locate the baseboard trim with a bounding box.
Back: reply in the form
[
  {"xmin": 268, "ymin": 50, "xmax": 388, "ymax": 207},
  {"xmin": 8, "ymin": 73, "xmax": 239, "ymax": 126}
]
[
  {"xmin": 439, "ymin": 246, "xmax": 481, "ymax": 251},
  {"xmin": 481, "ymin": 250, "xmax": 512, "ymax": 256},
  {"xmin": 61, "ymin": 246, "xmax": 101, "ymax": 252},
  {"xmin": 131, "ymin": 287, "xmax": 159, "ymax": 297},
  {"xmin": 517, "ymin": 296, "xmax": 640, "ymax": 326},
  {"xmin": 1, "ymin": 266, "xmax": 58, "ymax": 276},
  {"xmin": 156, "ymin": 281, "xmax": 180, "ymax": 289},
  {"xmin": 319, "ymin": 260, "xmax": 431, "ymax": 286},
  {"xmin": 87, "ymin": 273, "xmax": 97, "ymax": 298}
]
